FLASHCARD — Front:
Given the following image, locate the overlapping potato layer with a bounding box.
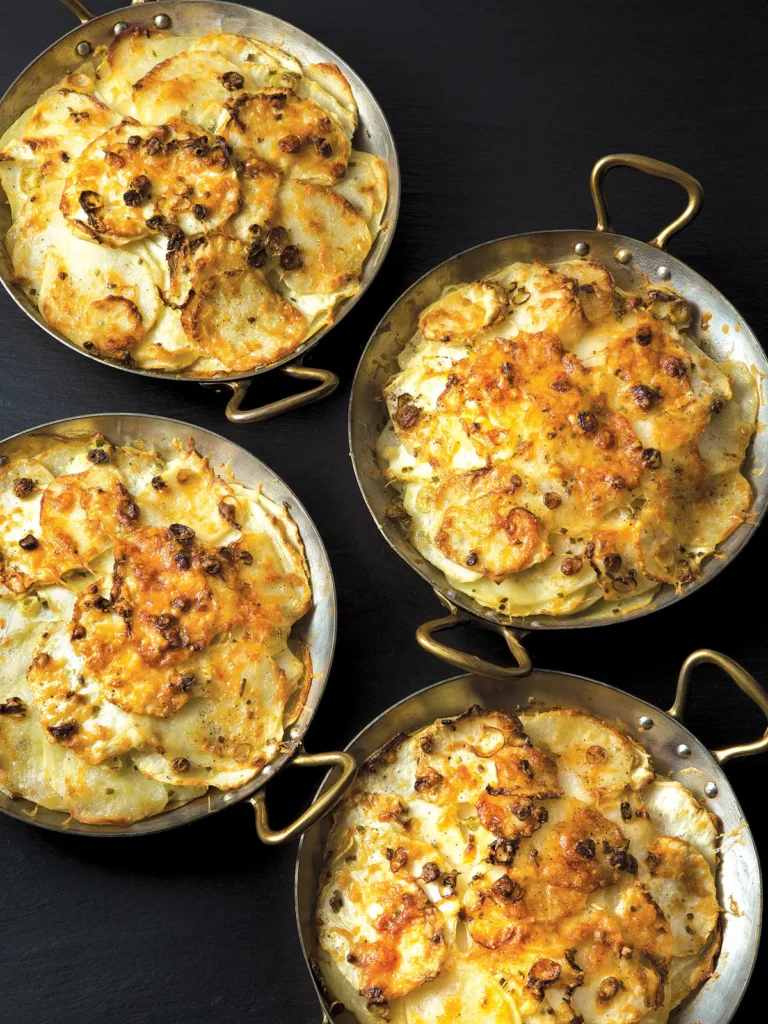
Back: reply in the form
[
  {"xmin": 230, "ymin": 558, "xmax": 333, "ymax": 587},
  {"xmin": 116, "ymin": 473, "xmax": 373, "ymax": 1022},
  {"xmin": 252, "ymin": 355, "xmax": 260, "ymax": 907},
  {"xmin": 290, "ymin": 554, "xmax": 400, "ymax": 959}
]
[
  {"xmin": 0, "ymin": 28, "xmax": 387, "ymax": 375},
  {"xmin": 317, "ymin": 707, "xmax": 720, "ymax": 1024},
  {"xmin": 0, "ymin": 434, "xmax": 311, "ymax": 823},
  {"xmin": 377, "ymin": 259, "xmax": 757, "ymax": 617}
]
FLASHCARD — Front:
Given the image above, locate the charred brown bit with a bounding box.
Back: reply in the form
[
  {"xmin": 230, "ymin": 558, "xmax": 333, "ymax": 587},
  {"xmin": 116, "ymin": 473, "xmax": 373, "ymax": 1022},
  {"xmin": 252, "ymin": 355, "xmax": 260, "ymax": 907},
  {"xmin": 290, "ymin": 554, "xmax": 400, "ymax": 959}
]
[
  {"xmin": 221, "ymin": 70, "xmax": 245, "ymax": 90},
  {"xmin": 491, "ymin": 874, "xmax": 523, "ymax": 903},
  {"xmin": 630, "ymin": 384, "xmax": 659, "ymax": 409},
  {"xmin": 551, "ymin": 376, "xmax": 571, "ymax": 393},
  {"xmin": 466, "ymin": 551, "xmax": 479, "ymax": 567},
  {"xmin": 201, "ymin": 555, "xmax": 222, "ymax": 576},
  {"xmin": 395, "ymin": 397, "xmax": 420, "ymax": 430},
  {"xmin": 309, "ymin": 135, "xmax": 333, "ymax": 158},
  {"xmin": 118, "ymin": 498, "xmax": 140, "ymax": 522},
  {"xmin": 486, "ymin": 837, "xmax": 518, "ymax": 866},
  {"xmin": 0, "ymin": 697, "xmax": 26, "ymax": 716},
  {"xmin": 603, "ymin": 841, "xmax": 638, "ymax": 873},
  {"xmin": 593, "ymin": 426, "xmax": 614, "ymax": 450},
  {"xmin": 642, "ymin": 447, "xmax": 662, "ymax": 469},
  {"xmin": 526, "ymin": 959, "xmax": 561, "ymax": 999},
  {"xmin": 329, "ymin": 892, "xmax": 343, "ymax": 912},
  {"xmin": 123, "ymin": 189, "xmax": 144, "ymax": 207},
  {"xmin": 71, "ymin": 624, "xmax": 86, "ymax": 641},
  {"xmin": 414, "ymin": 767, "xmax": 442, "ymax": 792},
  {"xmin": 175, "ymin": 552, "xmax": 191, "ymax": 571},
  {"xmin": 146, "ymin": 215, "xmax": 165, "ymax": 231},
  {"xmin": 597, "ymin": 977, "xmax": 622, "ymax": 1003},
  {"xmin": 421, "ymin": 861, "xmax": 441, "ymax": 882},
  {"xmin": 236, "ymin": 550, "xmax": 254, "ymax": 566},
  {"xmin": 543, "ymin": 492, "xmax": 562, "ymax": 509},
  {"xmin": 266, "ymin": 226, "xmax": 289, "ymax": 253},
  {"xmin": 620, "ymin": 801, "xmax": 633, "ymax": 822},
  {"xmin": 603, "ymin": 553, "xmax": 622, "ymax": 573},
  {"xmin": 612, "ymin": 570, "xmax": 638, "ymax": 593},
  {"xmin": 247, "ymin": 243, "xmax": 268, "ymax": 268},
  {"xmin": 388, "ymin": 847, "xmax": 408, "ymax": 872},
  {"xmin": 711, "ymin": 399, "xmax": 724, "ymax": 414},
  {"xmin": 660, "ymin": 355, "xmax": 688, "ymax": 378},
  {"xmin": 561, "ymin": 556, "xmax": 583, "ymax": 576},
  {"xmin": 143, "ymin": 136, "xmax": 163, "ymax": 156},
  {"xmin": 171, "ymin": 757, "xmax": 191, "ymax": 773},
  {"xmin": 279, "ymin": 244, "xmax": 303, "ymax": 271},
  {"xmin": 635, "ymin": 325, "xmax": 653, "ymax": 346},
  {"xmin": 585, "ymin": 744, "xmax": 607, "ymax": 763},
  {"xmin": 278, "ymin": 134, "xmax": 302, "ymax": 153},
  {"xmin": 79, "ymin": 190, "xmax": 102, "ymax": 212},
  {"xmin": 87, "ymin": 447, "xmax": 109, "ymax": 464},
  {"xmin": 156, "ymin": 613, "xmax": 175, "ymax": 629},
  {"xmin": 218, "ymin": 500, "xmax": 239, "ymax": 526},
  {"xmin": 574, "ymin": 838, "xmax": 596, "ymax": 860},
  {"xmin": 13, "ymin": 477, "xmax": 35, "ymax": 498},
  {"xmin": 18, "ymin": 534, "xmax": 39, "ymax": 551},
  {"xmin": 577, "ymin": 411, "xmax": 598, "ymax": 433},
  {"xmin": 48, "ymin": 721, "xmax": 78, "ymax": 740},
  {"xmin": 151, "ymin": 475, "xmax": 166, "ymax": 490},
  {"xmin": 127, "ymin": 135, "xmax": 141, "ymax": 147},
  {"xmin": 439, "ymin": 870, "xmax": 458, "ymax": 894},
  {"xmin": 169, "ymin": 523, "xmax": 195, "ymax": 541}
]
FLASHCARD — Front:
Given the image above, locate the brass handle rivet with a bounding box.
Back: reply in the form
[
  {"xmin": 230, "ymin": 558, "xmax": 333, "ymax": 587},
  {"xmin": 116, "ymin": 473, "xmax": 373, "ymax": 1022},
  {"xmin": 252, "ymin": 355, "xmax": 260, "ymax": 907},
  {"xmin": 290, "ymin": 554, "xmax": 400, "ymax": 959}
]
[
  {"xmin": 113, "ymin": 21, "xmax": 128, "ymax": 34},
  {"xmin": 154, "ymin": 13, "xmax": 171, "ymax": 28},
  {"xmin": 704, "ymin": 782, "xmax": 718, "ymax": 798},
  {"xmin": 261, "ymin": 763, "xmax": 274, "ymax": 776},
  {"xmin": 574, "ymin": 241, "xmax": 590, "ymax": 256},
  {"xmin": 676, "ymin": 743, "xmax": 692, "ymax": 758},
  {"xmin": 290, "ymin": 727, "xmax": 301, "ymax": 740},
  {"xmin": 615, "ymin": 248, "xmax": 633, "ymax": 264},
  {"xmin": 638, "ymin": 715, "xmax": 654, "ymax": 730},
  {"xmin": 75, "ymin": 40, "xmax": 92, "ymax": 56},
  {"xmin": 657, "ymin": 266, "xmax": 672, "ymax": 280}
]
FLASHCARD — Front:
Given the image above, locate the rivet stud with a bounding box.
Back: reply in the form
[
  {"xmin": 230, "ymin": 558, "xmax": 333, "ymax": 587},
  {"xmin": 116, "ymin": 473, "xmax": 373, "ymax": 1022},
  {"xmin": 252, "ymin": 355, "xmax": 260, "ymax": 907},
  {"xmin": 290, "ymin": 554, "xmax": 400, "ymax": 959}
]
[
  {"xmin": 75, "ymin": 40, "xmax": 92, "ymax": 57},
  {"xmin": 638, "ymin": 716, "xmax": 654, "ymax": 730},
  {"xmin": 113, "ymin": 21, "xmax": 128, "ymax": 34},
  {"xmin": 574, "ymin": 242, "xmax": 590, "ymax": 256},
  {"xmin": 676, "ymin": 743, "xmax": 692, "ymax": 758},
  {"xmin": 657, "ymin": 266, "xmax": 671, "ymax": 280},
  {"xmin": 615, "ymin": 248, "xmax": 633, "ymax": 264},
  {"xmin": 154, "ymin": 13, "xmax": 171, "ymax": 28},
  {"xmin": 704, "ymin": 782, "xmax": 718, "ymax": 798}
]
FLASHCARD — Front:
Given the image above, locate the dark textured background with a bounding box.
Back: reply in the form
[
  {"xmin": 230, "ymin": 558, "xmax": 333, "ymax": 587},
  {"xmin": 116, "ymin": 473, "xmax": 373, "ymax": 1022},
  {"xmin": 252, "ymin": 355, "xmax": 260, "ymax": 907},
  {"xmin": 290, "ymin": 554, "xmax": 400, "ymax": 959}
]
[{"xmin": 1, "ymin": 1, "xmax": 766, "ymax": 1021}]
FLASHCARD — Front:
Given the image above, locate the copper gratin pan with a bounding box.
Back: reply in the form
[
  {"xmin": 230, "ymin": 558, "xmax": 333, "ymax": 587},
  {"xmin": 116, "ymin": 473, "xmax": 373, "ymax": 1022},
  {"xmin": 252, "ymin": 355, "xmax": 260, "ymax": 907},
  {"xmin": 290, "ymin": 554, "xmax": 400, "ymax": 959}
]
[
  {"xmin": 0, "ymin": 413, "xmax": 356, "ymax": 839},
  {"xmin": 0, "ymin": 0, "xmax": 400, "ymax": 423},
  {"xmin": 296, "ymin": 648, "xmax": 767, "ymax": 1023},
  {"xmin": 349, "ymin": 153, "xmax": 768, "ymax": 678}
]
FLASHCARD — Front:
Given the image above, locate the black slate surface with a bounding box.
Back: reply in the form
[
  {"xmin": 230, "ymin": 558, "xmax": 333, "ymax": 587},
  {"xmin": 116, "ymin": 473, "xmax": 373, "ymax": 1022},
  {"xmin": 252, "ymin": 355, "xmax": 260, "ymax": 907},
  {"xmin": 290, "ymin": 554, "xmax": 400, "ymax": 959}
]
[{"xmin": 1, "ymin": 1, "xmax": 766, "ymax": 1022}]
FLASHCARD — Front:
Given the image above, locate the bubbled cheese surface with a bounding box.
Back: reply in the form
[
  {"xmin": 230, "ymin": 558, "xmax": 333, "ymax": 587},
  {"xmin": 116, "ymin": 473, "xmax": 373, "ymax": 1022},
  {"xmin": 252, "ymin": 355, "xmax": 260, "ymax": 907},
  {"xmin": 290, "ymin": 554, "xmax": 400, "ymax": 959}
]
[
  {"xmin": 376, "ymin": 260, "xmax": 757, "ymax": 619},
  {"xmin": 0, "ymin": 27, "xmax": 387, "ymax": 376},
  {"xmin": 316, "ymin": 707, "xmax": 720, "ymax": 1024},
  {"xmin": 0, "ymin": 433, "xmax": 312, "ymax": 824}
]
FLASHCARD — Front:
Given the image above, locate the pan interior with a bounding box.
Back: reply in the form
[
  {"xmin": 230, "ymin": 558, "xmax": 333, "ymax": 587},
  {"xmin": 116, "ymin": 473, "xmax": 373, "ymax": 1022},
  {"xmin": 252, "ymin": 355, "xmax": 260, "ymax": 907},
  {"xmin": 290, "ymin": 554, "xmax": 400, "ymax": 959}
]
[
  {"xmin": 296, "ymin": 669, "xmax": 761, "ymax": 1024},
  {"xmin": 0, "ymin": 413, "xmax": 336, "ymax": 835},
  {"xmin": 350, "ymin": 228, "xmax": 768, "ymax": 630},
  {"xmin": 0, "ymin": 1, "xmax": 400, "ymax": 383}
]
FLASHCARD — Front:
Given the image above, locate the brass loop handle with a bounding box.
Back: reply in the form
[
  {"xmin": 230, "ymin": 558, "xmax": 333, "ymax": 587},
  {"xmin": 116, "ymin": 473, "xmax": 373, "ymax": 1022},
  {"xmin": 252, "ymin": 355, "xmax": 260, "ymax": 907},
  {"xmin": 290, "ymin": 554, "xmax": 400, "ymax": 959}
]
[
  {"xmin": 668, "ymin": 649, "xmax": 768, "ymax": 765},
  {"xmin": 251, "ymin": 751, "xmax": 357, "ymax": 846},
  {"xmin": 60, "ymin": 0, "xmax": 94, "ymax": 23},
  {"xmin": 590, "ymin": 153, "xmax": 703, "ymax": 250},
  {"xmin": 416, "ymin": 599, "xmax": 532, "ymax": 680},
  {"xmin": 202, "ymin": 366, "xmax": 339, "ymax": 424}
]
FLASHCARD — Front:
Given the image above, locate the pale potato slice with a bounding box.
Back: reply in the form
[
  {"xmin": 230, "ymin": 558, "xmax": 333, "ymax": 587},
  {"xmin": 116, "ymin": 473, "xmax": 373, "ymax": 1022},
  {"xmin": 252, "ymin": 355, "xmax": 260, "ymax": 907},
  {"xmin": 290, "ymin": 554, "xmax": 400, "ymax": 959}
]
[
  {"xmin": 642, "ymin": 778, "xmax": 718, "ymax": 873},
  {"xmin": 643, "ymin": 835, "xmax": 719, "ymax": 957},
  {"xmin": 519, "ymin": 709, "xmax": 654, "ymax": 802},
  {"xmin": 419, "ymin": 282, "xmax": 508, "ymax": 343}
]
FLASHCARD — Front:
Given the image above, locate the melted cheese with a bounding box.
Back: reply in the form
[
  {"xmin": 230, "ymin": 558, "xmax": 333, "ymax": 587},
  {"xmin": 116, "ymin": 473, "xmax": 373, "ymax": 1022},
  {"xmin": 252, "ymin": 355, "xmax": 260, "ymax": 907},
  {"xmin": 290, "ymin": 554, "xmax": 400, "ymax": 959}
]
[
  {"xmin": 316, "ymin": 707, "xmax": 720, "ymax": 1024},
  {"xmin": 377, "ymin": 259, "xmax": 757, "ymax": 618},
  {"xmin": 0, "ymin": 434, "xmax": 311, "ymax": 824},
  {"xmin": 2, "ymin": 29, "xmax": 387, "ymax": 375}
]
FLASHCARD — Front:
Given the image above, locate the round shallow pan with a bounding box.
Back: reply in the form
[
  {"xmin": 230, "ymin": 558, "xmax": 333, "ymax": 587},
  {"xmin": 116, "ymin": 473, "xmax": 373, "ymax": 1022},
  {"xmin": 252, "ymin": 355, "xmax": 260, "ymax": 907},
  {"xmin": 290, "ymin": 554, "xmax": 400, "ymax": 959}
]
[
  {"xmin": 0, "ymin": 0, "xmax": 400, "ymax": 423},
  {"xmin": 296, "ymin": 648, "xmax": 767, "ymax": 1024},
  {"xmin": 350, "ymin": 153, "xmax": 768, "ymax": 677},
  {"xmin": 0, "ymin": 413, "xmax": 356, "ymax": 839}
]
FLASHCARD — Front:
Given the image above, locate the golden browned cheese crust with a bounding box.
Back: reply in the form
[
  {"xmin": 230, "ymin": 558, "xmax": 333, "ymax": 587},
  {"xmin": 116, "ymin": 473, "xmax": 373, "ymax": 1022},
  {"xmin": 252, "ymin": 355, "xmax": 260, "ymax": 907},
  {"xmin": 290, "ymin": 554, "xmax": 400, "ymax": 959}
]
[
  {"xmin": 0, "ymin": 434, "xmax": 312, "ymax": 823},
  {"xmin": 0, "ymin": 29, "xmax": 387, "ymax": 375},
  {"xmin": 377, "ymin": 260, "xmax": 758, "ymax": 618},
  {"xmin": 316, "ymin": 707, "xmax": 720, "ymax": 1024}
]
